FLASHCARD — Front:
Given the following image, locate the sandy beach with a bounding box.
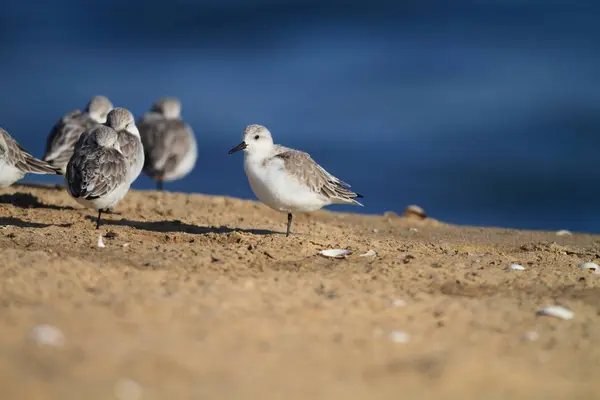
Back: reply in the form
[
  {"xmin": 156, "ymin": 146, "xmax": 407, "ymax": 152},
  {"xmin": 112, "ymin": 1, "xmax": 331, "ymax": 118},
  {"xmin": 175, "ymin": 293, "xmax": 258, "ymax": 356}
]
[{"xmin": 0, "ymin": 184, "xmax": 599, "ymax": 399}]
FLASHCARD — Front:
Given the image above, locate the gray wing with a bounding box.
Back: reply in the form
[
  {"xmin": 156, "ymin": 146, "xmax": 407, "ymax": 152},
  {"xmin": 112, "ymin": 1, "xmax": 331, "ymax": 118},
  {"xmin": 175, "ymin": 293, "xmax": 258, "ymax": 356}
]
[
  {"xmin": 139, "ymin": 116, "xmax": 196, "ymax": 178},
  {"xmin": 44, "ymin": 110, "xmax": 99, "ymax": 167},
  {"xmin": 0, "ymin": 128, "xmax": 62, "ymax": 175},
  {"xmin": 273, "ymin": 150, "xmax": 361, "ymax": 202},
  {"xmin": 66, "ymin": 146, "xmax": 128, "ymax": 200},
  {"xmin": 117, "ymin": 130, "xmax": 143, "ymax": 168}
]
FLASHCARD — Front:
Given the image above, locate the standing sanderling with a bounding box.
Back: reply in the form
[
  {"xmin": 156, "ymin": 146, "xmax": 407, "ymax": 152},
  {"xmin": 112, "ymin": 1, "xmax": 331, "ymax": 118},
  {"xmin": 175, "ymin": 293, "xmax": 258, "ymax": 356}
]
[
  {"xmin": 105, "ymin": 108, "xmax": 144, "ymax": 185},
  {"xmin": 66, "ymin": 125, "xmax": 129, "ymax": 229},
  {"xmin": 0, "ymin": 128, "xmax": 62, "ymax": 187},
  {"xmin": 228, "ymin": 124, "xmax": 363, "ymax": 236},
  {"xmin": 43, "ymin": 96, "xmax": 114, "ymax": 173},
  {"xmin": 138, "ymin": 97, "xmax": 197, "ymax": 191}
]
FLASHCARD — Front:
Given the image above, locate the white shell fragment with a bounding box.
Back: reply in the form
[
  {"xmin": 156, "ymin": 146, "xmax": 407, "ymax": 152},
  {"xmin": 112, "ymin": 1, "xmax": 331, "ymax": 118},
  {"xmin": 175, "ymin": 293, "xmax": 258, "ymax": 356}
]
[
  {"xmin": 114, "ymin": 378, "xmax": 143, "ymax": 400},
  {"xmin": 319, "ymin": 249, "xmax": 351, "ymax": 259},
  {"xmin": 403, "ymin": 204, "xmax": 427, "ymax": 220},
  {"xmin": 509, "ymin": 264, "xmax": 526, "ymax": 271},
  {"xmin": 359, "ymin": 249, "xmax": 377, "ymax": 258},
  {"xmin": 536, "ymin": 306, "xmax": 574, "ymax": 320},
  {"xmin": 391, "ymin": 299, "xmax": 407, "ymax": 308},
  {"xmin": 389, "ymin": 331, "xmax": 410, "ymax": 343},
  {"xmin": 556, "ymin": 229, "xmax": 572, "ymax": 236},
  {"xmin": 579, "ymin": 262, "xmax": 599, "ymax": 272},
  {"xmin": 523, "ymin": 331, "xmax": 540, "ymax": 342},
  {"xmin": 97, "ymin": 234, "xmax": 105, "ymax": 248},
  {"xmin": 30, "ymin": 324, "xmax": 65, "ymax": 347},
  {"xmin": 372, "ymin": 229, "xmax": 379, "ymax": 233}
]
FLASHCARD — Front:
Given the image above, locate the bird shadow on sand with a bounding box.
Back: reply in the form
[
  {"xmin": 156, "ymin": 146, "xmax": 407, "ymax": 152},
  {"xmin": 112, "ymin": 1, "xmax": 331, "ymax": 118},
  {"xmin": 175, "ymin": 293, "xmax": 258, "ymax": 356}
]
[
  {"xmin": 84, "ymin": 217, "xmax": 281, "ymax": 236},
  {"xmin": 0, "ymin": 192, "xmax": 75, "ymax": 211},
  {"xmin": 0, "ymin": 217, "xmax": 72, "ymax": 229}
]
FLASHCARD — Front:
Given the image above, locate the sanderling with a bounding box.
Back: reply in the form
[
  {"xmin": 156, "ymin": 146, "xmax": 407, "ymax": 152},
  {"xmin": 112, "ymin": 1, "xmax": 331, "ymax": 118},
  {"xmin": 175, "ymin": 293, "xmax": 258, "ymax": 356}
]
[
  {"xmin": 0, "ymin": 127, "xmax": 61, "ymax": 187},
  {"xmin": 43, "ymin": 96, "xmax": 113, "ymax": 173},
  {"xmin": 138, "ymin": 97, "xmax": 197, "ymax": 191},
  {"xmin": 228, "ymin": 124, "xmax": 363, "ymax": 236},
  {"xmin": 105, "ymin": 108, "xmax": 144, "ymax": 185},
  {"xmin": 66, "ymin": 125, "xmax": 130, "ymax": 229}
]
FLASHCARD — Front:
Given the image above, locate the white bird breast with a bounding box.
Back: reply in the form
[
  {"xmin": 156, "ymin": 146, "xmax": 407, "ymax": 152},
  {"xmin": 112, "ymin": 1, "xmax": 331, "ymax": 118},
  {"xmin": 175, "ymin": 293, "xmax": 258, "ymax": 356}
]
[{"xmin": 244, "ymin": 156, "xmax": 328, "ymax": 213}]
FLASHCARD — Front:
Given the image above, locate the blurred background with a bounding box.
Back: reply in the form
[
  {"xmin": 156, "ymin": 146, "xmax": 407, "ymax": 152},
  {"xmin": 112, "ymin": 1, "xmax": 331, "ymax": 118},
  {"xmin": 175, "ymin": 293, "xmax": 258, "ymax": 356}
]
[{"xmin": 2, "ymin": 0, "xmax": 599, "ymax": 232}]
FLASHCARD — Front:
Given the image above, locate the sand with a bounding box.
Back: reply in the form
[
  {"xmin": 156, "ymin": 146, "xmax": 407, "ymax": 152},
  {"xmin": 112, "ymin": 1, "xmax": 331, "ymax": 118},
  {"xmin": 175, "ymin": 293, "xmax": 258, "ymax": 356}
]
[{"xmin": 0, "ymin": 184, "xmax": 599, "ymax": 399}]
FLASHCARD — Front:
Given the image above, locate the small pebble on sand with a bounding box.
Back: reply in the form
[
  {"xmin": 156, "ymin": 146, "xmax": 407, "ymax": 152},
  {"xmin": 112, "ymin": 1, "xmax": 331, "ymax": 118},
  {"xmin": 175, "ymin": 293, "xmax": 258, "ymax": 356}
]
[
  {"xmin": 359, "ymin": 250, "xmax": 377, "ymax": 258},
  {"xmin": 391, "ymin": 299, "xmax": 407, "ymax": 307},
  {"xmin": 390, "ymin": 331, "xmax": 410, "ymax": 343},
  {"xmin": 403, "ymin": 205, "xmax": 427, "ymax": 220},
  {"xmin": 509, "ymin": 264, "xmax": 526, "ymax": 271},
  {"xmin": 523, "ymin": 331, "xmax": 540, "ymax": 342},
  {"xmin": 30, "ymin": 324, "xmax": 65, "ymax": 347},
  {"xmin": 114, "ymin": 378, "xmax": 143, "ymax": 400}
]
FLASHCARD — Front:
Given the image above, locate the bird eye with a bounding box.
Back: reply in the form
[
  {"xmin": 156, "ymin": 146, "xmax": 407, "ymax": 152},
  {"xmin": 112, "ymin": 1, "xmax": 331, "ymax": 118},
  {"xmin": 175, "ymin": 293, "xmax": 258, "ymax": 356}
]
[{"xmin": 254, "ymin": 135, "xmax": 260, "ymax": 140}]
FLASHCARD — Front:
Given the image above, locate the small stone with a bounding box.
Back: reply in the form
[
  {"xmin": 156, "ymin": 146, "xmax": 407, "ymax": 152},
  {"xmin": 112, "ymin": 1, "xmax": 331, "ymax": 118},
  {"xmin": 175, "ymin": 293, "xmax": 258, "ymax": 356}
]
[
  {"xmin": 30, "ymin": 324, "xmax": 65, "ymax": 347},
  {"xmin": 523, "ymin": 331, "xmax": 540, "ymax": 342},
  {"xmin": 114, "ymin": 378, "xmax": 143, "ymax": 400},
  {"xmin": 389, "ymin": 331, "xmax": 410, "ymax": 344},
  {"xmin": 509, "ymin": 264, "xmax": 526, "ymax": 271},
  {"xmin": 391, "ymin": 299, "xmax": 407, "ymax": 308},
  {"xmin": 403, "ymin": 205, "xmax": 427, "ymax": 220}
]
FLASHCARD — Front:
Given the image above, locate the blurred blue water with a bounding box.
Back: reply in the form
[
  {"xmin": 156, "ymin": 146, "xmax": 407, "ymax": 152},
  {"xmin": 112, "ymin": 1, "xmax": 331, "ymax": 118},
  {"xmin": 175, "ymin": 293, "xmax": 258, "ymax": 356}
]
[{"xmin": 2, "ymin": 1, "xmax": 600, "ymax": 232}]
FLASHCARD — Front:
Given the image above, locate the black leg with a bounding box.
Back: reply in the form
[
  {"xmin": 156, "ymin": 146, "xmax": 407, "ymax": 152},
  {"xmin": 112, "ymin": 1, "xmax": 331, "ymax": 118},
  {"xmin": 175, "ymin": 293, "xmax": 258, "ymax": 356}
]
[
  {"xmin": 286, "ymin": 213, "xmax": 293, "ymax": 237},
  {"xmin": 157, "ymin": 181, "xmax": 163, "ymax": 191},
  {"xmin": 96, "ymin": 209, "xmax": 102, "ymax": 230}
]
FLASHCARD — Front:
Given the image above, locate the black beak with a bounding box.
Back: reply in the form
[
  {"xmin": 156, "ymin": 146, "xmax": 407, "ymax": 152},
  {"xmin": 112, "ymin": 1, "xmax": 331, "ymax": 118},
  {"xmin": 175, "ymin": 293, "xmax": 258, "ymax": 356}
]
[{"xmin": 228, "ymin": 141, "xmax": 247, "ymax": 154}]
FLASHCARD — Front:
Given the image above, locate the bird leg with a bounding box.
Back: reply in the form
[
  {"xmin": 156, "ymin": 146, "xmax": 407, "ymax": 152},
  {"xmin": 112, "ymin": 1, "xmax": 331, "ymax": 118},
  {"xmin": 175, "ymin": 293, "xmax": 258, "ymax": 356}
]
[
  {"xmin": 96, "ymin": 209, "xmax": 102, "ymax": 230},
  {"xmin": 286, "ymin": 213, "xmax": 293, "ymax": 237}
]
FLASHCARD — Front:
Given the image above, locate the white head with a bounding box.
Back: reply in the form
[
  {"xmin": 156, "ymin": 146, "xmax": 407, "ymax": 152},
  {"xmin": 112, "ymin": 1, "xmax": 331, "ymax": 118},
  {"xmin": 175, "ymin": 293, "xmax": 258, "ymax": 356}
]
[
  {"xmin": 106, "ymin": 107, "xmax": 140, "ymax": 137},
  {"xmin": 85, "ymin": 95, "xmax": 114, "ymax": 123},
  {"xmin": 228, "ymin": 124, "xmax": 274, "ymax": 157},
  {"xmin": 89, "ymin": 126, "xmax": 120, "ymax": 150},
  {"xmin": 150, "ymin": 97, "xmax": 182, "ymax": 119}
]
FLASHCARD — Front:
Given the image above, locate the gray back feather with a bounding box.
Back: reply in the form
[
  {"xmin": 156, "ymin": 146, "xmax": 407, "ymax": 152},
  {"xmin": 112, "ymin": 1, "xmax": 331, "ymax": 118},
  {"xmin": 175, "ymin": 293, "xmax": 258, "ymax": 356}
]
[{"xmin": 66, "ymin": 133, "xmax": 128, "ymax": 200}]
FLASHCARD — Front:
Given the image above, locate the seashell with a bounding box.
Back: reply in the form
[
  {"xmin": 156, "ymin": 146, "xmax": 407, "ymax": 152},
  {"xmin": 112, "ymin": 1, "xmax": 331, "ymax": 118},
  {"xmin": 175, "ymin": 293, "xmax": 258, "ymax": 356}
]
[
  {"xmin": 372, "ymin": 229, "xmax": 379, "ymax": 233},
  {"xmin": 97, "ymin": 234, "xmax": 105, "ymax": 248},
  {"xmin": 319, "ymin": 249, "xmax": 351, "ymax": 259},
  {"xmin": 359, "ymin": 250, "xmax": 377, "ymax": 258},
  {"xmin": 389, "ymin": 331, "xmax": 410, "ymax": 343},
  {"xmin": 579, "ymin": 262, "xmax": 599, "ymax": 272},
  {"xmin": 522, "ymin": 331, "xmax": 540, "ymax": 342},
  {"xmin": 556, "ymin": 229, "xmax": 572, "ymax": 236},
  {"xmin": 409, "ymin": 227, "xmax": 419, "ymax": 232},
  {"xmin": 403, "ymin": 205, "xmax": 427, "ymax": 220},
  {"xmin": 30, "ymin": 324, "xmax": 65, "ymax": 347},
  {"xmin": 114, "ymin": 378, "xmax": 143, "ymax": 400},
  {"xmin": 509, "ymin": 264, "xmax": 526, "ymax": 271},
  {"xmin": 536, "ymin": 306, "xmax": 574, "ymax": 320},
  {"xmin": 391, "ymin": 299, "xmax": 407, "ymax": 307}
]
